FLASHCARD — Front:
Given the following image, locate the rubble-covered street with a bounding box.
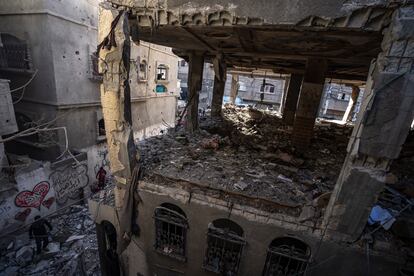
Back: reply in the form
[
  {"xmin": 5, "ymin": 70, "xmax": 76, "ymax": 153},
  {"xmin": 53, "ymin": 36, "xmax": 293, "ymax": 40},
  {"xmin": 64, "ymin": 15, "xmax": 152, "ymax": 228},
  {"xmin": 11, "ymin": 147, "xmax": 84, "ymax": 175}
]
[
  {"xmin": 140, "ymin": 106, "xmax": 352, "ymax": 210},
  {"xmin": 0, "ymin": 204, "xmax": 100, "ymax": 276}
]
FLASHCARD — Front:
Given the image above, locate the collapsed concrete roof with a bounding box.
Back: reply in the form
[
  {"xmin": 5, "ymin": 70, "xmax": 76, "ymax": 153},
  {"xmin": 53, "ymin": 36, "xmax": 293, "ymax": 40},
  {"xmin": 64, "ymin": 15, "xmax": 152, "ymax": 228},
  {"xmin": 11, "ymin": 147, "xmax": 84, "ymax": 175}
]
[{"xmin": 109, "ymin": 0, "xmax": 399, "ymax": 80}]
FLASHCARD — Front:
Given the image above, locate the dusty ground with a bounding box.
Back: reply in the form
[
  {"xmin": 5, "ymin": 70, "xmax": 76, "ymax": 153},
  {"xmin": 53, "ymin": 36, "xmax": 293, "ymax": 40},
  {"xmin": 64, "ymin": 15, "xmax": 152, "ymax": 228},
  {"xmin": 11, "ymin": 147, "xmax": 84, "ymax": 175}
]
[
  {"xmin": 140, "ymin": 106, "xmax": 352, "ymax": 208},
  {"xmin": 0, "ymin": 204, "xmax": 100, "ymax": 276}
]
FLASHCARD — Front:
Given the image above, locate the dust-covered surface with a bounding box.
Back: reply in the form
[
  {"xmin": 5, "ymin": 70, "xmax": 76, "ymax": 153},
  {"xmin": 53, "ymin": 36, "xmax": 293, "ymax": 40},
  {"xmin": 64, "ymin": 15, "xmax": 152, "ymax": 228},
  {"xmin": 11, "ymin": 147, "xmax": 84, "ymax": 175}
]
[
  {"xmin": 139, "ymin": 106, "xmax": 352, "ymax": 208},
  {"xmin": 0, "ymin": 204, "xmax": 100, "ymax": 276}
]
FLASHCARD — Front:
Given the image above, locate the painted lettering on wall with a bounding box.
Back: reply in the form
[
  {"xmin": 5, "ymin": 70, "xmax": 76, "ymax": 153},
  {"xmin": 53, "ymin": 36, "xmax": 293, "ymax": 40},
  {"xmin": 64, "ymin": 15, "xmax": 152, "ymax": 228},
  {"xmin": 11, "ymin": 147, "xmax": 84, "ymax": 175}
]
[
  {"xmin": 0, "ymin": 199, "xmax": 12, "ymax": 216},
  {"xmin": 15, "ymin": 181, "xmax": 50, "ymax": 209},
  {"xmin": 49, "ymin": 163, "xmax": 89, "ymax": 204}
]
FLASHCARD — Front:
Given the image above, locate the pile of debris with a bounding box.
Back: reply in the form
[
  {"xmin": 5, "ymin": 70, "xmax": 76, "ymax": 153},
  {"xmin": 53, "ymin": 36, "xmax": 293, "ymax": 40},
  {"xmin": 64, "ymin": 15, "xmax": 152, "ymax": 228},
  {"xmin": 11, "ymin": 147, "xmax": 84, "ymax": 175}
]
[
  {"xmin": 140, "ymin": 106, "xmax": 352, "ymax": 209},
  {"xmin": 0, "ymin": 204, "xmax": 100, "ymax": 276}
]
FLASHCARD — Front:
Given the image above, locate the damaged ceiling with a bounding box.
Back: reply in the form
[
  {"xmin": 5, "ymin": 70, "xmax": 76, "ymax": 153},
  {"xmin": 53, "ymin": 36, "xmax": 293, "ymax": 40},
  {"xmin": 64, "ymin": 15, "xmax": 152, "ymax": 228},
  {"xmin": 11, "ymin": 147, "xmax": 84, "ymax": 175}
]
[{"xmin": 117, "ymin": 0, "xmax": 398, "ymax": 80}]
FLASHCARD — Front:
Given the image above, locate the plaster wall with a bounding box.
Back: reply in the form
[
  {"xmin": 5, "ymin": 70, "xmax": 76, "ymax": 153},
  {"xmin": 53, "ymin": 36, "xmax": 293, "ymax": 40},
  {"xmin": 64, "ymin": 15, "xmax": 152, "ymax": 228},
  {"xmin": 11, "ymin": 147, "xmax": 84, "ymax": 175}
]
[
  {"xmin": 0, "ymin": 156, "xmax": 89, "ymax": 234},
  {"xmin": 90, "ymin": 181, "xmax": 401, "ymax": 276}
]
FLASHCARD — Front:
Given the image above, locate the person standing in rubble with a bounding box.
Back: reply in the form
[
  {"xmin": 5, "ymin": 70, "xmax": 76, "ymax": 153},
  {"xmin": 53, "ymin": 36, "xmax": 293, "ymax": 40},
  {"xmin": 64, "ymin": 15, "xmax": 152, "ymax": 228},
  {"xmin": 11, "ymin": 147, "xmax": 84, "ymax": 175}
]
[
  {"xmin": 29, "ymin": 215, "xmax": 53, "ymax": 254},
  {"xmin": 96, "ymin": 166, "xmax": 107, "ymax": 189}
]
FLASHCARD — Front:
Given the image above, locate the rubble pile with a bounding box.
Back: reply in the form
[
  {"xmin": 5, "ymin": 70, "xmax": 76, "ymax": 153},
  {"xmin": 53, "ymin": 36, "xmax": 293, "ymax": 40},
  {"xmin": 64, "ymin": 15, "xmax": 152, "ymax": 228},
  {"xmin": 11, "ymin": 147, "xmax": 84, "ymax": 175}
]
[
  {"xmin": 140, "ymin": 106, "xmax": 352, "ymax": 208},
  {"xmin": 0, "ymin": 204, "xmax": 100, "ymax": 276}
]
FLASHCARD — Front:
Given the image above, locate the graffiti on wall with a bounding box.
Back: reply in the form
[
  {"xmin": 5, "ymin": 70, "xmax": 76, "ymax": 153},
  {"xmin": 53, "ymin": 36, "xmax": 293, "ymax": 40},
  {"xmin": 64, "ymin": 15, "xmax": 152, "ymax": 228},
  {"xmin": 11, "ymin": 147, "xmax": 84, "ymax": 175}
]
[
  {"xmin": 94, "ymin": 149, "xmax": 110, "ymax": 176},
  {"xmin": 13, "ymin": 181, "xmax": 56, "ymax": 222},
  {"xmin": 0, "ymin": 199, "xmax": 12, "ymax": 217},
  {"xmin": 49, "ymin": 163, "xmax": 89, "ymax": 204}
]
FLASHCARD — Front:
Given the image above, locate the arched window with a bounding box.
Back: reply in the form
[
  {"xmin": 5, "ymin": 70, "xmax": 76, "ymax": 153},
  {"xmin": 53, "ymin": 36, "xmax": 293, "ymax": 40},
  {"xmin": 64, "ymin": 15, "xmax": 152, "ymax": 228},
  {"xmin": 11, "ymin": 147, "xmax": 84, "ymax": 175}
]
[
  {"xmin": 156, "ymin": 64, "xmax": 168, "ymax": 81},
  {"xmin": 154, "ymin": 203, "xmax": 188, "ymax": 261},
  {"xmin": 262, "ymin": 237, "xmax": 311, "ymax": 276},
  {"xmin": 203, "ymin": 219, "xmax": 245, "ymax": 274}
]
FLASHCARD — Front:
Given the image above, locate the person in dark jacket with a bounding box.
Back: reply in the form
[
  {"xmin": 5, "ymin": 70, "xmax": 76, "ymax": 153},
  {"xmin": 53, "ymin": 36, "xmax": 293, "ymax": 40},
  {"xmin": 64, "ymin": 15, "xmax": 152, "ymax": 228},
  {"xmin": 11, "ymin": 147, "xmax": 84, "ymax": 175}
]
[{"xmin": 29, "ymin": 215, "xmax": 52, "ymax": 254}]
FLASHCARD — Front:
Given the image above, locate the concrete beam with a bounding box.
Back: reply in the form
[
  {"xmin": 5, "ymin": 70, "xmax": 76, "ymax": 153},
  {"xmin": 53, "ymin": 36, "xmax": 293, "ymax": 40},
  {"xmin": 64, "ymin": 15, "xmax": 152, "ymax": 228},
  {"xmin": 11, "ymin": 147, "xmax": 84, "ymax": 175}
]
[
  {"xmin": 324, "ymin": 5, "xmax": 414, "ymax": 240},
  {"xmin": 292, "ymin": 60, "xmax": 327, "ymax": 151},
  {"xmin": 211, "ymin": 54, "xmax": 227, "ymax": 118},
  {"xmin": 282, "ymin": 74, "xmax": 303, "ymax": 125},
  {"xmin": 98, "ymin": 4, "xmax": 137, "ymax": 205},
  {"xmin": 186, "ymin": 51, "xmax": 204, "ymax": 132}
]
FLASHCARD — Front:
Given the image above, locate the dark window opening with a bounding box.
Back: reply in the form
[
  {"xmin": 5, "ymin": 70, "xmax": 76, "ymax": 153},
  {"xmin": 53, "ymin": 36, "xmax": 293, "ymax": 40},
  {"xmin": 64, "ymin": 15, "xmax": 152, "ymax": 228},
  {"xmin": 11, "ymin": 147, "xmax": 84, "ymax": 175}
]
[
  {"xmin": 100, "ymin": 221, "xmax": 120, "ymax": 276},
  {"xmin": 157, "ymin": 64, "xmax": 168, "ymax": 81},
  {"xmin": 203, "ymin": 219, "xmax": 245, "ymax": 275},
  {"xmin": 260, "ymin": 83, "xmax": 275, "ymax": 94},
  {"xmin": 154, "ymin": 203, "xmax": 188, "ymax": 261},
  {"xmin": 0, "ymin": 33, "xmax": 31, "ymax": 71},
  {"xmin": 262, "ymin": 237, "xmax": 311, "ymax": 276},
  {"xmin": 98, "ymin": 118, "xmax": 106, "ymax": 137}
]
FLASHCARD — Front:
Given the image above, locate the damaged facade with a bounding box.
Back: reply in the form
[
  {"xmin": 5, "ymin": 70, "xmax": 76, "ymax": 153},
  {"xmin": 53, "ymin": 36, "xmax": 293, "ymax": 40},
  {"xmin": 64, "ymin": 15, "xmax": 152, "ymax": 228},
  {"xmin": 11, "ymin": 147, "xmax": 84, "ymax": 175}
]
[
  {"xmin": 0, "ymin": 0, "xmax": 180, "ymax": 232},
  {"xmin": 88, "ymin": 0, "xmax": 414, "ymax": 275}
]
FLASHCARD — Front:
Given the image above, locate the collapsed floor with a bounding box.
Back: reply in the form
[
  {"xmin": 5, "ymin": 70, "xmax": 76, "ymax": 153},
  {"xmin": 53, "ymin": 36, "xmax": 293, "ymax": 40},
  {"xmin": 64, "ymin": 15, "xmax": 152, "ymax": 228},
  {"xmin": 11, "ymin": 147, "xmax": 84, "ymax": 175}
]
[
  {"xmin": 0, "ymin": 204, "xmax": 100, "ymax": 276},
  {"xmin": 140, "ymin": 106, "xmax": 352, "ymax": 216}
]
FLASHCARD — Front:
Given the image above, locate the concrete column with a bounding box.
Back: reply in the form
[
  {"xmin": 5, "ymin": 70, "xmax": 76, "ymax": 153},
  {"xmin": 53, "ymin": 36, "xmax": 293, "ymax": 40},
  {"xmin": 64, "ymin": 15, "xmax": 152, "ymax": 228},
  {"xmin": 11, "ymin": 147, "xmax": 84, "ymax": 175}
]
[
  {"xmin": 342, "ymin": 85, "xmax": 360, "ymax": 122},
  {"xmin": 292, "ymin": 60, "xmax": 327, "ymax": 151},
  {"xmin": 282, "ymin": 74, "xmax": 303, "ymax": 125},
  {"xmin": 98, "ymin": 4, "xmax": 137, "ymax": 207},
  {"xmin": 279, "ymin": 76, "xmax": 289, "ymax": 114},
  {"xmin": 211, "ymin": 54, "xmax": 227, "ymax": 117},
  {"xmin": 324, "ymin": 6, "xmax": 414, "ymax": 240},
  {"xmin": 229, "ymin": 74, "xmax": 239, "ymax": 104},
  {"xmin": 186, "ymin": 51, "xmax": 204, "ymax": 132}
]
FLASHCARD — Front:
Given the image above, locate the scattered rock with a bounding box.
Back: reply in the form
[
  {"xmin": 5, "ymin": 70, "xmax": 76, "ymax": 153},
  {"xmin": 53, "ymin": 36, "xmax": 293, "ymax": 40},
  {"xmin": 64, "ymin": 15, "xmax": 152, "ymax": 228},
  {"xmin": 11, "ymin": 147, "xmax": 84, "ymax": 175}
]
[
  {"xmin": 15, "ymin": 245, "xmax": 34, "ymax": 265},
  {"xmin": 234, "ymin": 181, "xmax": 249, "ymax": 191}
]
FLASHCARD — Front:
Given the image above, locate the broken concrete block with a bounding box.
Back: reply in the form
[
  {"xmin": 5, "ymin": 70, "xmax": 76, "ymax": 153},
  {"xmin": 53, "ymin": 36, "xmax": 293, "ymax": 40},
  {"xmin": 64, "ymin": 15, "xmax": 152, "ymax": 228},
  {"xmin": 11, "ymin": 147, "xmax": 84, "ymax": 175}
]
[
  {"xmin": 277, "ymin": 174, "xmax": 293, "ymax": 183},
  {"xmin": 234, "ymin": 181, "xmax": 249, "ymax": 191},
  {"xmin": 299, "ymin": 205, "xmax": 316, "ymax": 222},
  {"xmin": 66, "ymin": 235, "xmax": 85, "ymax": 243},
  {"xmin": 15, "ymin": 245, "xmax": 34, "ymax": 265},
  {"xmin": 313, "ymin": 192, "xmax": 332, "ymax": 208}
]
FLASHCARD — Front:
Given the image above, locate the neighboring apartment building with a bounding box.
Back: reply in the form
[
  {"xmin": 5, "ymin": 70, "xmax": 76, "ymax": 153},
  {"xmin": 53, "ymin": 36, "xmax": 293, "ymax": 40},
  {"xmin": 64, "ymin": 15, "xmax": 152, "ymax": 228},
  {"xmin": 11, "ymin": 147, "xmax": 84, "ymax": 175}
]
[
  {"xmin": 0, "ymin": 0, "xmax": 178, "ymax": 233},
  {"xmin": 178, "ymin": 61, "xmax": 285, "ymax": 109}
]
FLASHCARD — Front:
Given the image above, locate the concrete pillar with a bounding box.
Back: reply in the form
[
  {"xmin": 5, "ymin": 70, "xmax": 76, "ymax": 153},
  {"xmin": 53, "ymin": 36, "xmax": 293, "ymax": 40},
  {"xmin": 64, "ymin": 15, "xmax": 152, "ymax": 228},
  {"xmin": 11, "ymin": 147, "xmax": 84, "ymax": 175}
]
[
  {"xmin": 186, "ymin": 51, "xmax": 204, "ymax": 132},
  {"xmin": 324, "ymin": 6, "xmax": 414, "ymax": 240},
  {"xmin": 342, "ymin": 85, "xmax": 360, "ymax": 122},
  {"xmin": 98, "ymin": 4, "xmax": 137, "ymax": 208},
  {"xmin": 282, "ymin": 74, "xmax": 303, "ymax": 125},
  {"xmin": 292, "ymin": 60, "xmax": 327, "ymax": 151},
  {"xmin": 211, "ymin": 54, "xmax": 227, "ymax": 118},
  {"xmin": 279, "ymin": 76, "xmax": 289, "ymax": 114},
  {"xmin": 229, "ymin": 74, "xmax": 239, "ymax": 104}
]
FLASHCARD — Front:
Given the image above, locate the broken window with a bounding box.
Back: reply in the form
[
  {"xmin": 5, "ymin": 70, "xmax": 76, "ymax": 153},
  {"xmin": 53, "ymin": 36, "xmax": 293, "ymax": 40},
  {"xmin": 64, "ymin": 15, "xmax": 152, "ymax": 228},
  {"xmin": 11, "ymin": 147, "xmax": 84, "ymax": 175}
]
[
  {"xmin": 203, "ymin": 219, "xmax": 245, "ymax": 275},
  {"xmin": 154, "ymin": 203, "xmax": 188, "ymax": 261},
  {"xmin": 157, "ymin": 64, "xmax": 168, "ymax": 81},
  {"xmin": 262, "ymin": 237, "xmax": 311, "ymax": 276},
  {"xmin": 139, "ymin": 60, "xmax": 148, "ymax": 81},
  {"xmin": 260, "ymin": 83, "xmax": 275, "ymax": 94},
  {"xmin": 0, "ymin": 33, "xmax": 32, "ymax": 71}
]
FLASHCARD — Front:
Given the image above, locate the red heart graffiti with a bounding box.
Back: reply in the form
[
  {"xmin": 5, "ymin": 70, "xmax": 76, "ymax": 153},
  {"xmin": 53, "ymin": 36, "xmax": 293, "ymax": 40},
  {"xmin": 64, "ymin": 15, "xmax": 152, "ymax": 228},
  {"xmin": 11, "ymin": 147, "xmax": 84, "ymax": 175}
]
[
  {"xmin": 42, "ymin": 197, "xmax": 55, "ymax": 209},
  {"xmin": 15, "ymin": 208, "xmax": 31, "ymax": 221},
  {"xmin": 15, "ymin": 182, "xmax": 50, "ymax": 209}
]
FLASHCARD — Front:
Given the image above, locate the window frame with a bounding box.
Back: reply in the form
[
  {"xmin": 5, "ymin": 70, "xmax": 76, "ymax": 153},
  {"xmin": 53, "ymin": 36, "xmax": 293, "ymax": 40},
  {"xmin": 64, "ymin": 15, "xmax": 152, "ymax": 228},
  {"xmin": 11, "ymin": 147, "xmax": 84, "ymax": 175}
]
[
  {"xmin": 203, "ymin": 220, "xmax": 246, "ymax": 275},
  {"xmin": 156, "ymin": 64, "xmax": 169, "ymax": 82},
  {"xmin": 262, "ymin": 237, "xmax": 311, "ymax": 276},
  {"xmin": 153, "ymin": 205, "xmax": 188, "ymax": 262}
]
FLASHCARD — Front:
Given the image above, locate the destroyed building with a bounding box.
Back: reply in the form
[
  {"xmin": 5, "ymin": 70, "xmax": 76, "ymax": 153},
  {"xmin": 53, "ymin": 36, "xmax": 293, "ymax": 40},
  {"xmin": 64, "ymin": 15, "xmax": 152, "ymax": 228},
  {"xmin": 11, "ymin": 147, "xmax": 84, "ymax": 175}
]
[
  {"xmin": 0, "ymin": 0, "xmax": 180, "ymax": 234},
  {"xmin": 88, "ymin": 0, "xmax": 414, "ymax": 275}
]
